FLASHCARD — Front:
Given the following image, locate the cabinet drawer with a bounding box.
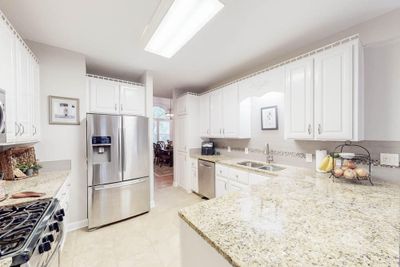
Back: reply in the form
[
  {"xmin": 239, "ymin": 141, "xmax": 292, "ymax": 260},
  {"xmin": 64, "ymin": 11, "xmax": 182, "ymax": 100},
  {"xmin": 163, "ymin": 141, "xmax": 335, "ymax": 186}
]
[
  {"xmin": 215, "ymin": 164, "xmax": 229, "ymax": 178},
  {"xmin": 229, "ymin": 168, "xmax": 249, "ymax": 184}
]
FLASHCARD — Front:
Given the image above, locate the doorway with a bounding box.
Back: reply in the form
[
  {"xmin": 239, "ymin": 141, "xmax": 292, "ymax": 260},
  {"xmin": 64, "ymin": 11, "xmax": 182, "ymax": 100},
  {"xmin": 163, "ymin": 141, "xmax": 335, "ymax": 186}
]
[{"xmin": 152, "ymin": 104, "xmax": 173, "ymax": 190}]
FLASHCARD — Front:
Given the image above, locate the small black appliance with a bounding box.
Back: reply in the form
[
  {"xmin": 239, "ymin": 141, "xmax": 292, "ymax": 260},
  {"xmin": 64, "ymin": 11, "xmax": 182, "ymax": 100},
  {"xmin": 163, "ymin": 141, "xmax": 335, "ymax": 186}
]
[{"xmin": 201, "ymin": 141, "xmax": 215, "ymax": 155}]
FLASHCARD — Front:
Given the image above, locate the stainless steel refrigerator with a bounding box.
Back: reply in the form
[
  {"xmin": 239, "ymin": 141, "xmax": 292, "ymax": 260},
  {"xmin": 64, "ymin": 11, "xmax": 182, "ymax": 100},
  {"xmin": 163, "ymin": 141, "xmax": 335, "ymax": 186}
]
[{"xmin": 86, "ymin": 113, "xmax": 150, "ymax": 230}]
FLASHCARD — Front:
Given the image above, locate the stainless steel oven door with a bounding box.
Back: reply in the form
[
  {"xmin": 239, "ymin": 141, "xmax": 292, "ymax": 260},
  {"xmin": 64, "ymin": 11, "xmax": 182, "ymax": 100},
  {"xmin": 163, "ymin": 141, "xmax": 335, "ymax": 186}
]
[{"xmin": 88, "ymin": 177, "xmax": 150, "ymax": 229}]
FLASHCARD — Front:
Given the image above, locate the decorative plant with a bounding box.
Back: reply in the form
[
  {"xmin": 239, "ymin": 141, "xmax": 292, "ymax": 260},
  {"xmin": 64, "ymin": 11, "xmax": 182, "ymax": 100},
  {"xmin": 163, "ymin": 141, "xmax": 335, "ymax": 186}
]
[{"xmin": 16, "ymin": 163, "xmax": 30, "ymax": 173}]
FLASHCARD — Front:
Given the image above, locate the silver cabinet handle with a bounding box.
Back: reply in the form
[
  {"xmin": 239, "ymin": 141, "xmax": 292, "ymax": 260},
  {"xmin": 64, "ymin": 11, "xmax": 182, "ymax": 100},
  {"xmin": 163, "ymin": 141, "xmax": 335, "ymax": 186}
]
[
  {"xmin": 19, "ymin": 123, "xmax": 24, "ymax": 136},
  {"xmin": 224, "ymin": 182, "xmax": 227, "ymax": 190},
  {"xmin": 15, "ymin": 122, "xmax": 20, "ymax": 136},
  {"xmin": 32, "ymin": 125, "xmax": 37, "ymax": 136},
  {"xmin": 115, "ymin": 103, "xmax": 118, "ymax": 111},
  {"xmin": 223, "ymin": 129, "xmax": 225, "ymax": 134},
  {"xmin": 318, "ymin": 124, "xmax": 321, "ymax": 135},
  {"xmin": 308, "ymin": 124, "xmax": 312, "ymax": 135},
  {"xmin": 121, "ymin": 104, "xmax": 123, "ymax": 111}
]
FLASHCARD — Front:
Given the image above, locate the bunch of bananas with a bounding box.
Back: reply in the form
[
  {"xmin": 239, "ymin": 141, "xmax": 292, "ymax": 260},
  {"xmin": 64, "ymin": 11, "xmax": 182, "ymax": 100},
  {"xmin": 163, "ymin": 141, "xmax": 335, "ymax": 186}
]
[{"xmin": 319, "ymin": 155, "xmax": 335, "ymax": 172}]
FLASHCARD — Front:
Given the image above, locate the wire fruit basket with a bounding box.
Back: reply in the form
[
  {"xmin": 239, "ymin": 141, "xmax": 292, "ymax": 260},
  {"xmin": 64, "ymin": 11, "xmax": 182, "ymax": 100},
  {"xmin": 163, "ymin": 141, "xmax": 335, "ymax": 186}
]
[{"xmin": 329, "ymin": 141, "xmax": 373, "ymax": 185}]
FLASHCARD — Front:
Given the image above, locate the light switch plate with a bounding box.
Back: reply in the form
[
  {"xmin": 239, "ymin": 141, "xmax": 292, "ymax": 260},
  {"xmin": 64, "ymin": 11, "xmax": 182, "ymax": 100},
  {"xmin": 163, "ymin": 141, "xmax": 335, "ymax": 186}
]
[
  {"xmin": 305, "ymin": 153, "xmax": 313, "ymax": 163},
  {"xmin": 380, "ymin": 153, "xmax": 399, "ymax": 167},
  {"xmin": 244, "ymin": 147, "xmax": 249, "ymax": 154},
  {"xmin": 227, "ymin": 146, "xmax": 231, "ymax": 152}
]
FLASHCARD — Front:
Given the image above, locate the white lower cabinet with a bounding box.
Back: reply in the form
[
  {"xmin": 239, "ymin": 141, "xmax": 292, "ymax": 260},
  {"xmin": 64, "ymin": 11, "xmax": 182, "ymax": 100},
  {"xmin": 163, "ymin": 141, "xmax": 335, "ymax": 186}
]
[
  {"xmin": 215, "ymin": 177, "xmax": 228, "ymax": 198},
  {"xmin": 215, "ymin": 164, "xmax": 270, "ymax": 198},
  {"xmin": 176, "ymin": 152, "xmax": 187, "ymax": 190},
  {"xmin": 190, "ymin": 158, "xmax": 198, "ymax": 193}
]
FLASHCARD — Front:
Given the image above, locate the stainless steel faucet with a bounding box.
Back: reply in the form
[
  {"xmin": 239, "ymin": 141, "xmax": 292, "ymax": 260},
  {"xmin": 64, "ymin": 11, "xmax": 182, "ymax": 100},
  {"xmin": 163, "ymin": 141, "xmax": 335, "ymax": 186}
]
[{"xmin": 264, "ymin": 143, "xmax": 273, "ymax": 164}]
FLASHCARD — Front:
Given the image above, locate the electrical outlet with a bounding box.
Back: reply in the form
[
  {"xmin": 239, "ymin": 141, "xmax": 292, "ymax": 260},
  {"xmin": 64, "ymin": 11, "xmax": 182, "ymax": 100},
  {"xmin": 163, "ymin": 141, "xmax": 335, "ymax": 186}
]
[
  {"xmin": 305, "ymin": 153, "xmax": 313, "ymax": 163},
  {"xmin": 227, "ymin": 146, "xmax": 231, "ymax": 152},
  {"xmin": 380, "ymin": 153, "xmax": 399, "ymax": 167},
  {"xmin": 244, "ymin": 147, "xmax": 249, "ymax": 154}
]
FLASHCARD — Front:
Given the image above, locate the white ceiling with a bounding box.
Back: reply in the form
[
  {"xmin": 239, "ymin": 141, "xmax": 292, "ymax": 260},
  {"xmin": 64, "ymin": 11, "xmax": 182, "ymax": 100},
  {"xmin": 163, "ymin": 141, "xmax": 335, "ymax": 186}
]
[{"xmin": 0, "ymin": 0, "xmax": 399, "ymax": 97}]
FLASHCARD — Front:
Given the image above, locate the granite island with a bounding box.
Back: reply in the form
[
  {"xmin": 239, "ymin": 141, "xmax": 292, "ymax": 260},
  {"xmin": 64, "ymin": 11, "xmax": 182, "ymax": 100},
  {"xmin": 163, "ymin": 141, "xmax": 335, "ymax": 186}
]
[{"xmin": 179, "ymin": 162, "xmax": 400, "ymax": 266}]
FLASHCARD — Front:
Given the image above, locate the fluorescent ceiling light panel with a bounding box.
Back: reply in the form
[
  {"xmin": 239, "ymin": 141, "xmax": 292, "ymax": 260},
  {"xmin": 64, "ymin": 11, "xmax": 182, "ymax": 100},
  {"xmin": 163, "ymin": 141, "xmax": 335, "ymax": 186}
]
[{"xmin": 145, "ymin": 0, "xmax": 224, "ymax": 58}]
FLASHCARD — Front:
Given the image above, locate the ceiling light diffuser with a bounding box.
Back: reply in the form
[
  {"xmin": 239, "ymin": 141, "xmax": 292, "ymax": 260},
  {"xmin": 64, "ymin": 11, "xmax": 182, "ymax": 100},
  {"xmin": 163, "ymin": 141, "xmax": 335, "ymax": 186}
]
[{"xmin": 145, "ymin": 0, "xmax": 224, "ymax": 58}]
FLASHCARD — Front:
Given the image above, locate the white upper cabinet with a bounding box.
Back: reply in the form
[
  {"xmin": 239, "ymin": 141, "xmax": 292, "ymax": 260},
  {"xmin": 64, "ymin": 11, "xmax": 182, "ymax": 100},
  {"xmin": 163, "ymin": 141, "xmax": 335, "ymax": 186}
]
[
  {"xmin": 202, "ymin": 83, "xmax": 251, "ymax": 139},
  {"xmin": 199, "ymin": 94, "xmax": 210, "ymax": 137},
  {"xmin": 120, "ymin": 84, "xmax": 145, "ymax": 115},
  {"xmin": 285, "ymin": 39, "xmax": 364, "ymax": 141},
  {"xmin": 209, "ymin": 90, "xmax": 223, "ymax": 137},
  {"xmin": 88, "ymin": 77, "xmax": 146, "ymax": 116},
  {"xmin": 284, "ymin": 57, "xmax": 314, "ymax": 139},
  {"xmin": 222, "ymin": 84, "xmax": 239, "ymax": 137},
  {"xmin": 89, "ymin": 78, "xmax": 120, "ymax": 114},
  {"xmin": 0, "ymin": 15, "xmax": 40, "ymax": 144},
  {"xmin": 32, "ymin": 62, "xmax": 40, "ymax": 140},
  {"xmin": 314, "ymin": 42, "xmax": 353, "ymax": 140},
  {"xmin": 15, "ymin": 42, "xmax": 33, "ymax": 141}
]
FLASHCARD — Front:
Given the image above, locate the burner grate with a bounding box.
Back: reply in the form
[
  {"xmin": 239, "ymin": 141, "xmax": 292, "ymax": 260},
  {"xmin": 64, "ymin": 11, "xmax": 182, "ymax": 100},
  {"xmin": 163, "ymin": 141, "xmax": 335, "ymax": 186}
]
[{"xmin": 0, "ymin": 199, "xmax": 51, "ymax": 257}]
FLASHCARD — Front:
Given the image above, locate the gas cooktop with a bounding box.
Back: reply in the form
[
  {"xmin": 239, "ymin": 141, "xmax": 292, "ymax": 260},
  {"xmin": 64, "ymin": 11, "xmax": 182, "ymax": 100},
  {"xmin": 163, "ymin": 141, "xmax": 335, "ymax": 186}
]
[{"xmin": 0, "ymin": 199, "xmax": 51, "ymax": 257}]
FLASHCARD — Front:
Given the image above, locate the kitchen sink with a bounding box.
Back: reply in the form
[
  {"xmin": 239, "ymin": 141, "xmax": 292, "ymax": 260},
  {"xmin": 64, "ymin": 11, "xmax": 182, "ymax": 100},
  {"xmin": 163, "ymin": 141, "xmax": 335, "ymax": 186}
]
[
  {"xmin": 259, "ymin": 165, "xmax": 286, "ymax": 172},
  {"xmin": 237, "ymin": 161, "xmax": 286, "ymax": 172},
  {"xmin": 237, "ymin": 161, "xmax": 265, "ymax": 168}
]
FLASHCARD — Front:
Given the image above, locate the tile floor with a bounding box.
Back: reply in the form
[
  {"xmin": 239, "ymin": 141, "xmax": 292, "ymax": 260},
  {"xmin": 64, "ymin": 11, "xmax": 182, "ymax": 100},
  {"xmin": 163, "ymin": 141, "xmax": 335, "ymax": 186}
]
[{"xmin": 60, "ymin": 186, "xmax": 202, "ymax": 267}]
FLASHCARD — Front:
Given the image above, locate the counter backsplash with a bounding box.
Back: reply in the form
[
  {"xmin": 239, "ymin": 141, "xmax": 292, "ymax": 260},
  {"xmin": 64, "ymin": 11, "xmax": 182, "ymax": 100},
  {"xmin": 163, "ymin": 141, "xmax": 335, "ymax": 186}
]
[{"xmin": 193, "ymin": 140, "xmax": 400, "ymax": 184}]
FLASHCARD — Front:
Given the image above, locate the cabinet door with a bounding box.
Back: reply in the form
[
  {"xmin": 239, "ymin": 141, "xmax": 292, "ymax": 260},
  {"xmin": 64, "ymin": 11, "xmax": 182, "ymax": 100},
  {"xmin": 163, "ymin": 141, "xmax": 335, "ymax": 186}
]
[
  {"xmin": 0, "ymin": 22, "xmax": 17, "ymax": 142},
  {"xmin": 176, "ymin": 152, "xmax": 187, "ymax": 189},
  {"xmin": 314, "ymin": 43, "xmax": 353, "ymax": 140},
  {"xmin": 222, "ymin": 84, "xmax": 238, "ymax": 137},
  {"xmin": 284, "ymin": 58, "xmax": 314, "ymax": 139},
  {"xmin": 209, "ymin": 90, "xmax": 223, "ymax": 137},
  {"xmin": 190, "ymin": 159, "xmax": 198, "ymax": 193},
  {"xmin": 199, "ymin": 94, "xmax": 210, "ymax": 137},
  {"xmin": 176, "ymin": 96, "xmax": 187, "ymax": 116},
  {"xmin": 215, "ymin": 177, "xmax": 228, "ymax": 198},
  {"xmin": 15, "ymin": 42, "xmax": 32, "ymax": 141},
  {"xmin": 89, "ymin": 78, "xmax": 120, "ymax": 114},
  {"xmin": 32, "ymin": 62, "xmax": 40, "ymax": 140},
  {"xmin": 175, "ymin": 116, "xmax": 187, "ymax": 152},
  {"xmin": 120, "ymin": 84, "xmax": 145, "ymax": 115}
]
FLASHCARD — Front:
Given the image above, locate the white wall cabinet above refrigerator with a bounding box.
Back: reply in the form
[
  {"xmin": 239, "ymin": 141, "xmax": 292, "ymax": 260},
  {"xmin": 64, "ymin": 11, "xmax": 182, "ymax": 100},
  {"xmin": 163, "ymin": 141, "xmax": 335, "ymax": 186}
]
[
  {"xmin": 200, "ymin": 83, "xmax": 251, "ymax": 139},
  {"xmin": 285, "ymin": 39, "xmax": 364, "ymax": 141},
  {"xmin": 87, "ymin": 76, "xmax": 146, "ymax": 116},
  {"xmin": 0, "ymin": 14, "xmax": 40, "ymax": 145}
]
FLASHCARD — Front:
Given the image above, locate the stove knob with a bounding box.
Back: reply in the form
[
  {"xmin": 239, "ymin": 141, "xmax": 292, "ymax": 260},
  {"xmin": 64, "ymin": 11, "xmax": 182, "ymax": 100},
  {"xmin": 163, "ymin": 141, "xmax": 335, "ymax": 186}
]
[
  {"xmin": 49, "ymin": 222, "xmax": 60, "ymax": 232},
  {"xmin": 42, "ymin": 234, "xmax": 55, "ymax": 243},
  {"xmin": 56, "ymin": 209, "xmax": 65, "ymax": 217},
  {"xmin": 54, "ymin": 214, "xmax": 64, "ymax": 222},
  {"xmin": 38, "ymin": 241, "xmax": 51, "ymax": 254}
]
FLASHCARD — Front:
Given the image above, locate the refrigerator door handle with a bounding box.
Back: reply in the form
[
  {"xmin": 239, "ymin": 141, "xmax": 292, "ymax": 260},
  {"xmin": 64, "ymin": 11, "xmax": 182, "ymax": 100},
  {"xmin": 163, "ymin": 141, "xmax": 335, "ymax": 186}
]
[
  {"xmin": 118, "ymin": 127, "xmax": 123, "ymax": 179},
  {"xmin": 93, "ymin": 178, "xmax": 147, "ymax": 190},
  {"xmin": 122, "ymin": 128, "xmax": 126, "ymax": 172}
]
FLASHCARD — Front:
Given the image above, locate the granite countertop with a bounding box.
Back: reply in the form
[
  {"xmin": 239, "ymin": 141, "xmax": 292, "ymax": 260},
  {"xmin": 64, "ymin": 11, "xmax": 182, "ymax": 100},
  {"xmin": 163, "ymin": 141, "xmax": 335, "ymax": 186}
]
[
  {"xmin": 0, "ymin": 170, "xmax": 70, "ymax": 207},
  {"xmin": 179, "ymin": 165, "xmax": 400, "ymax": 266},
  {"xmin": 190, "ymin": 153, "xmax": 230, "ymax": 163}
]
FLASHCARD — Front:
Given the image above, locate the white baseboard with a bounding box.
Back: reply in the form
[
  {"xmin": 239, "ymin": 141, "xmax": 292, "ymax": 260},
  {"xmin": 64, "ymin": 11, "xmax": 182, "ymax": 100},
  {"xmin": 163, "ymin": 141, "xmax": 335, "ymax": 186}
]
[{"xmin": 67, "ymin": 219, "xmax": 88, "ymax": 232}]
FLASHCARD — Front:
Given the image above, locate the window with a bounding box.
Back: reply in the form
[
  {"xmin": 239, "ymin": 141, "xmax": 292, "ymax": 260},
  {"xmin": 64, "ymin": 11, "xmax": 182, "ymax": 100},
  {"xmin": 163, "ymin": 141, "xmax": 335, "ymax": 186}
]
[{"xmin": 153, "ymin": 106, "xmax": 171, "ymax": 142}]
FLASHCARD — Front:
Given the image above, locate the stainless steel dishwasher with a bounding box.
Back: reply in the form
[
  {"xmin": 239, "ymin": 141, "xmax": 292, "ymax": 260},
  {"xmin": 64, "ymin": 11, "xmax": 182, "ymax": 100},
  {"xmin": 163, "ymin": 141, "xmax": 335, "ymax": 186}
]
[{"xmin": 198, "ymin": 159, "xmax": 215, "ymax": 199}]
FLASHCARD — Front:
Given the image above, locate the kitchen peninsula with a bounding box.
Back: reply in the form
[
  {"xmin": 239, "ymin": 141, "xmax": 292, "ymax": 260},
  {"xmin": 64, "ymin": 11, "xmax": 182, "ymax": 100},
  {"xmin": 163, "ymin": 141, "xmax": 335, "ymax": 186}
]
[{"xmin": 179, "ymin": 162, "xmax": 400, "ymax": 266}]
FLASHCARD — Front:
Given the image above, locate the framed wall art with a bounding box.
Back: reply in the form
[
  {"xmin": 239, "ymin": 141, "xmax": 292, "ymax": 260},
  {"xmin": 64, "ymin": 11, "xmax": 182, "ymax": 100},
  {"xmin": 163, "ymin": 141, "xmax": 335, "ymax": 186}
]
[
  {"xmin": 49, "ymin": 96, "xmax": 80, "ymax": 125},
  {"xmin": 261, "ymin": 106, "xmax": 278, "ymax": 130}
]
